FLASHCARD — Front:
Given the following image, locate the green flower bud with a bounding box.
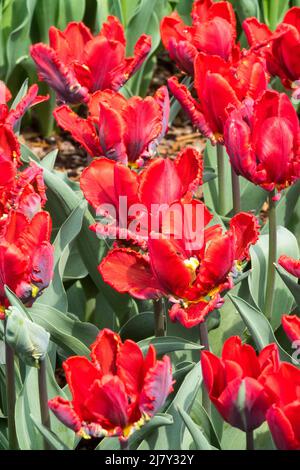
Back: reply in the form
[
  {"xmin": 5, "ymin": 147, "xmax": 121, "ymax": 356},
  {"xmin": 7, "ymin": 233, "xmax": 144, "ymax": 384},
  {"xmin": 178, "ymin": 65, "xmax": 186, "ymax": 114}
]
[{"xmin": 5, "ymin": 307, "xmax": 50, "ymax": 367}]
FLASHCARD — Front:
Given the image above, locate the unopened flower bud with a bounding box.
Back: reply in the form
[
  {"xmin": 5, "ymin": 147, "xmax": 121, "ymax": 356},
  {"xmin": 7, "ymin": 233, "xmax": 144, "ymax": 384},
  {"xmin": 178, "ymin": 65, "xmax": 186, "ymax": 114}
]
[{"xmin": 5, "ymin": 307, "xmax": 50, "ymax": 367}]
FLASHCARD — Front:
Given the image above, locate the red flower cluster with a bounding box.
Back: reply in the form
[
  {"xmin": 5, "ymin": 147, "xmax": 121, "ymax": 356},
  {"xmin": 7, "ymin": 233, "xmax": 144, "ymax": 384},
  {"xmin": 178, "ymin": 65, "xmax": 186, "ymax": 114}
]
[
  {"xmin": 244, "ymin": 7, "xmax": 300, "ymax": 90},
  {"xmin": 0, "ymin": 83, "xmax": 54, "ymax": 318},
  {"xmin": 79, "ymin": 142, "xmax": 259, "ymax": 328},
  {"xmin": 201, "ymin": 337, "xmax": 300, "ymax": 450},
  {"xmin": 162, "ymin": 2, "xmax": 300, "ymax": 194},
  {"xmin": 49, "ymin": 329, "xmax": 173, "ymax": 441},
  {"xmin": 31, "ymin": 17, "xmax": 151, "ymax": 104}
]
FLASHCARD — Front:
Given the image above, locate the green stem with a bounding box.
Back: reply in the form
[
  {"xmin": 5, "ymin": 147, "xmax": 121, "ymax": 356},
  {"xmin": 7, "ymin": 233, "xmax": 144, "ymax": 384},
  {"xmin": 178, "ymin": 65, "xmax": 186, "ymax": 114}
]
[
  {"xmin": 4, "ymin": 324, "xmax": 18, "ymax": 450},
  {"xmin": 217, "ymin": 144, "xmax": 226, "ymax": 216},
  {"xmin": 199, "ymin": 321, "xmax": 211, "ymax": 416},
  {"xmin": 153, "ymin": 298, "xmax": 166, "ymax": 337},
  {"xmin": 246, "ymin": 430, "xmax": 254, "ymax": 450},
  {"xmin": 231, "ymin": 167, "xmax": 241, "ymax": 215},
  {"xmin": 120, "ymin": 439, "xmax": 129, "ymax": 450},
  {"xmin": 38, "ymin": 359, "xmax": 51, "ymax": 450},
  {"xmin": 264, "ymin": 190, "xmax": 277, "ymax": 321}
]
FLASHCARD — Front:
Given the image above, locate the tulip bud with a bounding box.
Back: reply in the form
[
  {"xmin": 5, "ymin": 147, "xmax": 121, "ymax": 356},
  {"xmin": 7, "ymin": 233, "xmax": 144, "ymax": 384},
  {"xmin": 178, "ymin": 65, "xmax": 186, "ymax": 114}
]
[{"xmin": 5, "ymin": 307, "xmax": 50, "ymax": 367}]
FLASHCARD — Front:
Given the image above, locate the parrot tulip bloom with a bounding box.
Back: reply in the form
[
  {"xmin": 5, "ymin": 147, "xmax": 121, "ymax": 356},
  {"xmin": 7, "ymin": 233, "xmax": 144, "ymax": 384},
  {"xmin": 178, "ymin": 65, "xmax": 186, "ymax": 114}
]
[
  {"xmin": 0, "ymin": 210, "xmax": 54, "ymax": 319},
  {"xmin": 201, "ymin": 336, "xmax": 280, "ymax": 432},
  {"xmin": 100, "ymin": 211, "xmax": 259, "ymax": 328},
  {"xmin": 244, "ymin": 7, "xmax": 300, "ymax": 89},
  {"xmin": 168, "ymin": 51, "xmax": 268, "ymax": 144},
  {"xmin": 282, "ymin": 315, "xmax": 300, "ymax": 343},
  {"xmin": 80, "ymin": 147, "xmax": 203, "ymax": 244},
  {"xmin": 278, "ymin": 254, "xmax": 300, "ymax": 278},
  {"xmin": 54, "ymin": 86, "xmax": 169, "ymax": 165},
  {"xmin": 0, "ymin": 163, "xmax": 47, "ymax": 221},
  {"xmin": 0, "ymin": 84, "xmax": 48, "ymax": 170},
  {"xmin": 264, "ymin": 363, "xmax": 300, "ymax": 450},
  {"xmin": 224, "ymin": 90, "xmax": 300, "ymax": 192},
  {"xmin": 31, "ymin": 17, "xmax": 151, "ymax": 104},
  {"xmin": 160, "ymin": 0, "xmax": 239, "ymax": 75},
  {"xmin": 48, "ymin": 329, "xmax": 173, "ymax": 441}
]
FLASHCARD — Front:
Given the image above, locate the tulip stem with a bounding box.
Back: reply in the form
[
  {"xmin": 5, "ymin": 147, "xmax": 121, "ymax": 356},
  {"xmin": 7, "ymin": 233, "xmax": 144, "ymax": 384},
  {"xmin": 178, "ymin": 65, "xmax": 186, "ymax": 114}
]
[
  {"xmin": 153, "ymin": 298, "xmax": 166, "ymax": 337},
  {"xmin": 199, "ymin": 321, "xmax": 211, "ymax": 416},
  {"xmin": 231, "ymin": 167, "xmax": 241, "ymax": 214},
  {"xmin": 246, "ymin": 430, "xmax": 254, "ymax": 450},
  {"xmin": 120, "ymin": 440, "xmax": 129, "ymax": 450},
  {"xmin": 4, "ymin": 322, "xmax": 18, "ymax": 450},
  {"xmin": 38, "ymin": 359, "xmax": 51, "ymax": 450},
  {"xmin": 217, "ymin": 144, "xmax": 226, "ymax": 216},
  {"xmin": 264, "ymin": 190, "xmax": 277, "ymax": 321}
]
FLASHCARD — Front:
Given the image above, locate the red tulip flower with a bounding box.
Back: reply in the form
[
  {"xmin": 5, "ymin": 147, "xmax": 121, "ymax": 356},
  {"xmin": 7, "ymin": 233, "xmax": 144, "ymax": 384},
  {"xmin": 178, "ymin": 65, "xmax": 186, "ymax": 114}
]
[
  {"xmin": 160, "ymin": 0, "xmax": 239, "ymax": 75},
  {"xmin": 244, "ymin": 7, "xmax": 300, "ymax": 90},
  {"xmin": 264, "ymin": 363, "xmax": 300, "ymax": 450},
  {"xmin": 80, "ymin": 148, "xmax": 202, "ymax": 244},
  {"xmin": 201, "ymin": 336, "xmax": 280, "ymax": 432},
  {"xmin": 54, "ymin": 86, "xmax": 169, "ymax": 166},
  {"xmin": 0, "ymin": 162, "xmax": 47, "ymax": 221},
  {"xmin": 48, "ymin": 329, "xmax": 173, "ymax": 441},
  {"xmin": 0, "ymin": 210, "xmax": 54, "ymax": 319},
  {"xmin": 278, "ymin": 254, "xmax": 300, "ymax": 278},
  {"xmin": 168, "ymin": 51, "xmax": 268, "ymax": 144},
  {"xmin": 0, "ymin": 84, "xmax": 48, "ymax": 174},
  {"xmin": 224, "ymin": 90, "xmax": 300, "ymax": 192},
  {"xmin": 31, "ymin": 17, "xmax": 151, "ymax": 104},
  {"xmin": 100, "ymin": 211, "xmax": 259, "ymax": 328},
  {"xmin": 282, "ymin": 315, "xmax": 300, "ymax": 343}
]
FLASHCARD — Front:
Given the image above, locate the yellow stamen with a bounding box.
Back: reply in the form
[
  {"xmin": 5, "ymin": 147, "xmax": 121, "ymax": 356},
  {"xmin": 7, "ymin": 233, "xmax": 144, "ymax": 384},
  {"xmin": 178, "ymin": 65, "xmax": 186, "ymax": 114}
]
[{"xmin": 31, "ymin": 285, "xmax": 39, "ymax": 298}]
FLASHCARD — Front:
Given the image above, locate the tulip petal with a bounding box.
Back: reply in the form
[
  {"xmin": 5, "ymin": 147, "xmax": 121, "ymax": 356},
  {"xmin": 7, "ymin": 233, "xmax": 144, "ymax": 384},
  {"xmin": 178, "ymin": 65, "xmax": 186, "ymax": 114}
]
[
  {"xmin": 98, "ymin": 101, "xmax": 127, "ymax": 163},
  {"xmin": 168, "ymin": 76, "xmax": 214, "ymax": 141},
  {"xmin": 117, "ymin": 340, "xmax": 145, "ymax": 396},
  {"xmin": 80, "ymin": 157, "xmax": 138, "ymax": 211},
  {"xmin": 118, "ymin": 34, "xmax": 152, "ymax": 87},
  {"xmin": 85, "ymin": 376, "xmax": 128, "ymax": 428},
  {"xmin": 282, "ymin": 314, "xmax": 300, "ymax": 343},
  {"xmin": 140, "ymin": 355, "xmax": 173, "ymax": 416},
  {"xmin": 122, "ymin": 97, "xmax": 162, "ymax": 163},
  {"xmin": 243, "ymin": 17, "xmax": 272, "ymax": 47},
  {"xmin": 221, "ymin": 336, "xmax": 260, "ymax": 378},
  {"xmin": 193, "ymin": 17, "xmax": 235, "ymax": 61},
  {"xmin": 148, "ymin": 237, "xmax": 192, "ymax": 297},
  {"xmin": 229, "ymin": 212, "xmax": 259, "ymax": 261},
  {"xmin": 90, "ymin": 328, "xmax": 121, "ymax": 374},
  {"xmin": 169, "ymin": 295, "xmax": 220, "ymax": 328},
  {"xmin": 218, "ymin": 377, "xmax": 271, "ymax": 431},
  {"xmin": 139, "ymin": 158, "xmax": 184, "ymax": 209},
  {"xmin": 54, "ymin": 105, "xmax": 102, "ymax": 157},
  {"xmin": 267, "ymin": 404, "xmax": 300, "ymax": 450},
  {"xmin": 278, "ymin": 254, "xmax": 300, "ymax": 278},
  {"xmin": 0, "ymin": 124, "xmax": 21, "ymax": 162},
  {"xmin": 196, "ymin": 231, "xmax": 235, "ymax": 293},
  {"xmin": 30, "ymin": 44, "xmax": 89, "ymax": 104},
  {"xmin": 63, "ymin": 356, "xmax": 100, "ymax": 419},
  {"xmin": 100, "ymin": 16, "xmax": 126, "ymax": 45},
  {"xmin": 5, "ymin": 85, "xmax": 48, "ymax": 130},
  {"xmin": 48, "ymin": 397, "xmax": 82, "ymax": 433},
  {"xmin": 99, "ymin": 248, "xmax": 164, "ymax": 300},
  {"xmin": 82, "ymin": 36, "xmax": 126, "ymax": 92}
]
